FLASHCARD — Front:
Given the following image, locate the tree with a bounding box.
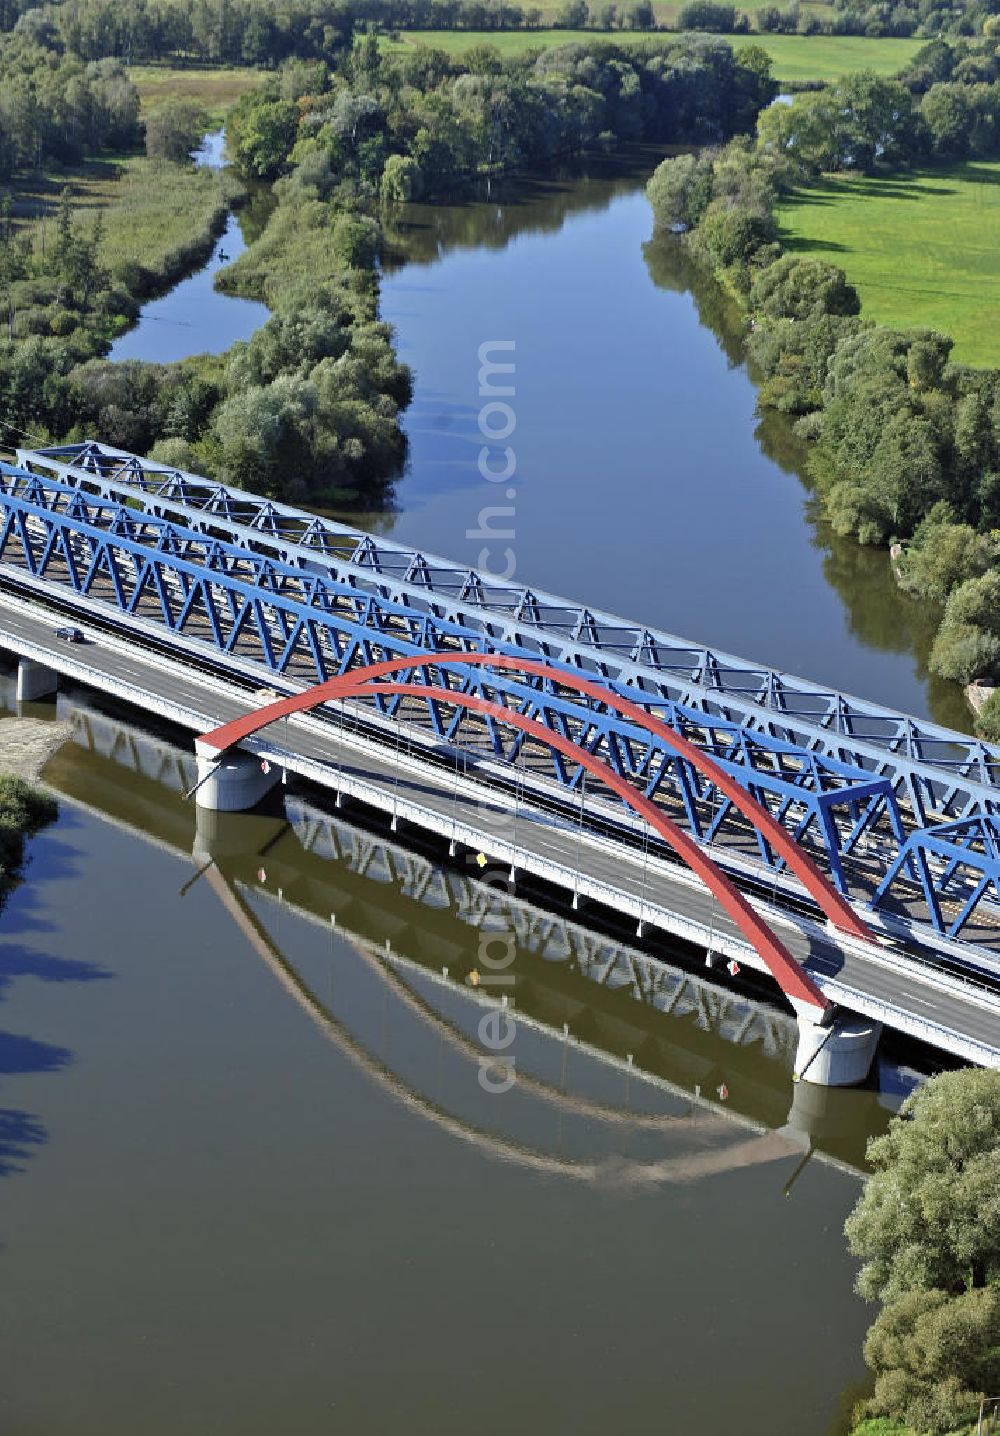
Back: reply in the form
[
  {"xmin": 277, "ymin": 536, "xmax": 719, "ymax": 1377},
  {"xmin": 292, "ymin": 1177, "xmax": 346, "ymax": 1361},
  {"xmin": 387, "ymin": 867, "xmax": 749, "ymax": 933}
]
[
  {"xmin": 677, "ymin": 0, "xmax": 737, "ymax": 29},
  {"xmin": 941, "ymin": 567, "xmax": 1000, "ymax": 636},
  {"xmin": 845, "ymin": 1067, "xmax": 1000, "ymax": 1304},
  {"xmin": 331, "ymin": 213, "xmax": 382, "ymax": 269},
  {"xmin": 622, "ymin": 0, "xmax": 655, "ymax": 27},
  {"xmin": 228, "ymin": 95, "xmax": 299, "ymax": 180},
  {"xmin": 929, "ymin": 621, "xmax": 1000, "ymax": 683},
  {"xmin": 749, "ymin": 254, "xmax": 860, "ymax": 322},
  {"xmin": 697, "ymin": 203, "xmax": 776, "ymax": 269},
  {"xmin": 907, "ymin": 331, "xmax": 953, "ymax": 392},
  {"xmin": 646, "ymin": 152, "xmax": 715, "ymax": 230},
  {"xmin": 555, "ymin": 0, "xmax": 588, "ymax": 24},
  {"xmin": 144, "ymin": 99, "xmax": 210, "ymax": 163},
  {"xmin": 589, "ymin": 2, "xmax": 617, "ymax": 28},
  {"xmin": 974, "ymin": 686, "xmax": 1000, "ymax": 743},
  {"xmin": 381, "ymin": 153, "xmax": 423, "ymax": 203},
  {"xmin": 898, "ymin": 520, "xmax": 993, "ymax": 601},
  {"xmin": 922, "ymin": 82, "xmax": 975, "ymax": 156},
  {"xmin": 861, "ymin": 1286, "xmax": 1000, "ymax": 1435}
]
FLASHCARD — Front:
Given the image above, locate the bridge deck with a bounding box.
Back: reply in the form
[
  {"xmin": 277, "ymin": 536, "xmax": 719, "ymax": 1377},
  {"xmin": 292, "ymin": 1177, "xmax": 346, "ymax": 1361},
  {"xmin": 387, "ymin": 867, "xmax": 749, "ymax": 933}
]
[{"xmin": 2, "ymin": 583, "xmax": 997, "ymax": 1066}]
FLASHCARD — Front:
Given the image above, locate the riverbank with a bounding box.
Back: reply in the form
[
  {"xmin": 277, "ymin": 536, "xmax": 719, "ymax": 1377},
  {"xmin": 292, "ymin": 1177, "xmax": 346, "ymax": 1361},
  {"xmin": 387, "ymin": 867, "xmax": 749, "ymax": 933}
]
[
  {"xmin": 646, "ymin": 99, "xmax": 1000, "ymax": 734},
  {"xmin": 0, "ymin": 717, "xmax": 72, "ymax": 784},
  {"xmin": 0, "ymin": 721, "xmax": 64, "ymax": 904}
]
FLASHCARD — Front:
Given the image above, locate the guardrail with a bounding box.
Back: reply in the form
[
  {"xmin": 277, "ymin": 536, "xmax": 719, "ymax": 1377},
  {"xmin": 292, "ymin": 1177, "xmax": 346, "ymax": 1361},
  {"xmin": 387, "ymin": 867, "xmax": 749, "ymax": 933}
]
[{"xmin": 3, "ymin": 588, "xmax": 1000, "ymax": 1065}]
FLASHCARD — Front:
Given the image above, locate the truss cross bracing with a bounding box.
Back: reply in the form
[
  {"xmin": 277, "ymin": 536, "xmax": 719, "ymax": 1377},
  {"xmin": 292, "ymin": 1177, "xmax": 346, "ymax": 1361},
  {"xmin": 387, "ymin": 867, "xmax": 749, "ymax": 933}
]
[{"xmin": 5, "ymin": 442, "xmax": 1000, "ymax": 943}]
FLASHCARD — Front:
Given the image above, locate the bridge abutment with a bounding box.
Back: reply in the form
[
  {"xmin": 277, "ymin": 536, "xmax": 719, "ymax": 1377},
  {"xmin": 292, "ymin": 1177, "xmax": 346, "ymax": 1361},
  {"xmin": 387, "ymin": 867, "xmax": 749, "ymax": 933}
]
[
  {"xmin": 794, "ymin": 1011, "xmax": 881, "ymax": 1087},
  {"xmin": 193, "ymin": 743, "xmax": 282, "ymax": 812},
  {"xmin": 16, "ymin": 658, "xmax": 57, "ymax": 703}
]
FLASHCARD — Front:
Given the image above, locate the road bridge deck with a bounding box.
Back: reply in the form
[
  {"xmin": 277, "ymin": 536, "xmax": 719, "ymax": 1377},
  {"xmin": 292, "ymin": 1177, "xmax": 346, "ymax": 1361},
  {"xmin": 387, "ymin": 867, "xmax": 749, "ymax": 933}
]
[{"xmin": 1, "ymin": 582, "xmax": 997, "ymax": 1067}]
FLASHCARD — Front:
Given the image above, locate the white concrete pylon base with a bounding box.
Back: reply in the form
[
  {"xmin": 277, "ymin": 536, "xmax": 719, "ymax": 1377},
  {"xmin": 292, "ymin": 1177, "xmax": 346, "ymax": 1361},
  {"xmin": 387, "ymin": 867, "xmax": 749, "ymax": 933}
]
[
  {"xmin": 194, "ymin": 744, "xmax": 281, "ymax": 812},
  {"xmin": 17, "ymin": 658, "xmax": 57, "ymax": 702},
  {"xmin": 794, "ymin": 1012, "xmax": 882, "ymax": 1087}
]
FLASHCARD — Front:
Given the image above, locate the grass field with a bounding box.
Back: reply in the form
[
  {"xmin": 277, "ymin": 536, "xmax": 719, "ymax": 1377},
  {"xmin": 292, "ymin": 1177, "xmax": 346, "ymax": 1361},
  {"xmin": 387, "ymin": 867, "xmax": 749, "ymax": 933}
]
[
  {"xmin": 128, "ymin": 65, "xmax": 266, "ymax": 125},
  {"xmin": 385, "ymin": 30, "xmax": 924, "ymax": 83},
  {"xmin": 776, "ymin": 161, "xmax": 1000, "ymax": 368},
  {"xmin": 10, "ymin": 155, "xmax": 230, "ymax": 290}
]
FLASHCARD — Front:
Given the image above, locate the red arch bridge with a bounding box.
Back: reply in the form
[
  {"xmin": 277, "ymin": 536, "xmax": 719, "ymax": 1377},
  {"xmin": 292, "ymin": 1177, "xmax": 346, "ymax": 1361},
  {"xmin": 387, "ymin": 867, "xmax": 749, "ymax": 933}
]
[
  {"xmin": 195, "ymin": 651, "xmax": 899, "ymax": 1085},
  {"xmin": 3, "ymin": 444, "xmax": 1000, "ymax": 1079}
]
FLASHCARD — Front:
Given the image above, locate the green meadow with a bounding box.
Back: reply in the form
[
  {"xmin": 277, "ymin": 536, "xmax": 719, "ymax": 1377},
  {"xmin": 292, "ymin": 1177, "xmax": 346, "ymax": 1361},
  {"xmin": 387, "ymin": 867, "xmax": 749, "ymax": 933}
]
[
  {"xmin": 776, "ymin": 162, "xmax": 1000, "ymax": 368},
  {"xmin": 128, "ymin": 65, "xmax": 266, "ymax": 125},
  {"xmin": 385, "ymin": 30, "xmax": 924, "ymax": 84}
]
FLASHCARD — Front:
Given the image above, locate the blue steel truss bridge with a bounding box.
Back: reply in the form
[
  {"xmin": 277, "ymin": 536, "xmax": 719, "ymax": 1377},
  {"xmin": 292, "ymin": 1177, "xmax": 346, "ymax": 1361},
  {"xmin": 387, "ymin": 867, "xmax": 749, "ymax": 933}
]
[{"xmin": 2, "ymin": 440, "xmax": 1000, "ymax": 1077}]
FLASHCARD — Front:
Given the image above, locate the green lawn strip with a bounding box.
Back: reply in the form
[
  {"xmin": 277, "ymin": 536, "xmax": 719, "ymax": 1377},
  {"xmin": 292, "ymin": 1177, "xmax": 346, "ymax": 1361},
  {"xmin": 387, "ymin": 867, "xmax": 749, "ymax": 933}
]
[
  {"xmin": 128, "ymin": 65, "xmax": 267, "ymax": 126},
  {"xmin": 384, "ymin": 29, "xmax": 924, "ymax": 83},
  {"xmin": 776, "ymin": 161, "xmax": 1000, "ymax": 368}
]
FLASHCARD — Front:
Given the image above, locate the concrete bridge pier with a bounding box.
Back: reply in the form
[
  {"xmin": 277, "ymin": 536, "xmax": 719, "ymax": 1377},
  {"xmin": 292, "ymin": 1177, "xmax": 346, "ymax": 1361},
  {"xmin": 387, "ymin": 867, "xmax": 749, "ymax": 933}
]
[
  {"xmin": 16, "ymin": 658, "xmax": 57, "ymax": 703},
  {"xmin": 794, "ymin": 1009, "xmax": 882, "ymax": 1087},
  {"xmin": 193, "ymin": 741, "xmax": 282, "ymax": 812}
]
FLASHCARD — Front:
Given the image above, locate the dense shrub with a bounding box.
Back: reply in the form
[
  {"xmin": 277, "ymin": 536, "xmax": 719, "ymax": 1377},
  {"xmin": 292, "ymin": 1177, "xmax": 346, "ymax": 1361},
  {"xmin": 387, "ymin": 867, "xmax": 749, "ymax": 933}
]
[{"xmin": 0, "ymin": 775, "xmax": 57, "ymax": 895}]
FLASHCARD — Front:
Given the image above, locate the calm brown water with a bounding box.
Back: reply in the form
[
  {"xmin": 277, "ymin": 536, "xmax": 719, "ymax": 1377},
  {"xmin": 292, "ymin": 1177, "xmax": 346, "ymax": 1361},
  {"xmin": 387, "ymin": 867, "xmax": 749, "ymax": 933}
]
[
  {"xmin": 0, "ymin": 681, "xmax": 903, "ymax": 1435},
  {"xmin": 0, "ymin": 151, "xmax": 946, "ymax": 1436}
]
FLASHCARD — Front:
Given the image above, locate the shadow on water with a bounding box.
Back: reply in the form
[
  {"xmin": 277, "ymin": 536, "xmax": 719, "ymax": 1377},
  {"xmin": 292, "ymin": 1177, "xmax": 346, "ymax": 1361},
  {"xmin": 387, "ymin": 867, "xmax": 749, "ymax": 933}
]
[{"xmin": 0, "ymin": 818, "xmax": 111, "ymax": 1211}]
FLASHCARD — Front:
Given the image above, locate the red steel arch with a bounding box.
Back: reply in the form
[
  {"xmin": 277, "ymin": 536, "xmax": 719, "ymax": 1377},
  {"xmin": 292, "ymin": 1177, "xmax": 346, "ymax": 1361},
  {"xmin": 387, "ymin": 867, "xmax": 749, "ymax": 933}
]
[
  {"xmin": 200, "ymin": 663, "xmax": 840, "ymax": 1019},
  {"xmin": 201, "ymin": 650, "xmax": 870, "ymax": 941}
]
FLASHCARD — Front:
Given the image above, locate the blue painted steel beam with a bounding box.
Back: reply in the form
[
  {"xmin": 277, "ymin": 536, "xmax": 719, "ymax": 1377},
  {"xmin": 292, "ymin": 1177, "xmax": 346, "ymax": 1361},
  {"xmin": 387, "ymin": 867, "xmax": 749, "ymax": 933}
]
[
  {"xmin": 17, "ymin": 443, "xmax": 1000, "ymax": 832},
  {"xmin": 0, "ymin": 463, "xmax": 906, "ymax": 906}
]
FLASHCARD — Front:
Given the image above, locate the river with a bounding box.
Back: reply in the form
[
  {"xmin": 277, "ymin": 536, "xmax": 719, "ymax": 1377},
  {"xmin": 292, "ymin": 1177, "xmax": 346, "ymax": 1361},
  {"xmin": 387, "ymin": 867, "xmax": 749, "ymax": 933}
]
[
  {"xmin": 0, "ymin": 147, "xmax": 947, "ymax": 1436},
  {"xmin": 108, "ymin": 131, "xmax": 270, "ymax": 365},
  {"xmin": 376, "ymin": 150, "xmax": 966, "ymax": 731}
]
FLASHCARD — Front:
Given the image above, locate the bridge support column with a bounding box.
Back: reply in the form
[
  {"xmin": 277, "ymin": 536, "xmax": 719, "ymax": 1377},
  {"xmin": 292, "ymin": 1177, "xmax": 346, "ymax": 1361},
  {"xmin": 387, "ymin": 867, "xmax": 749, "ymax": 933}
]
[
  {"xmin": 794, "ymin": 1011, "xmax": 881, "ymax": 1087},
  {"xmin": 17, "ymin": 659, "xmax": 57, "ymax": 702},
  {"xmin": 193, "ymin": 742, "xmax": 281, "ymax": 812}
]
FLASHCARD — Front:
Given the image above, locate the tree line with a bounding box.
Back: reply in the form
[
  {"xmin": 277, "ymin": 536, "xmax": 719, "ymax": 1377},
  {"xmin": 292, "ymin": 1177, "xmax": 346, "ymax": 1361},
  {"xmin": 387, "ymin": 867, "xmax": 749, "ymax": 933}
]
[
  {"xmin": 844, "ymin": 1068, "xmax": 1000, "ymax": 1434},
  {"xmin": 647, "ymin": 52, "xmax": 1000, "ymax": 736},
  {"xmin": 648, "ymin": 0, "xmax": 991, "ymax": 39},
  {"xmin": 2, "ymin": 0, "xmax": 992, "ymax": 68},
  {"xmin": 226, "ymin": 32, "xmax": 774, "ymax": 190},
  {"xmin": 0, "ymin": 37, "xmax": 141, "ymax": 179}
]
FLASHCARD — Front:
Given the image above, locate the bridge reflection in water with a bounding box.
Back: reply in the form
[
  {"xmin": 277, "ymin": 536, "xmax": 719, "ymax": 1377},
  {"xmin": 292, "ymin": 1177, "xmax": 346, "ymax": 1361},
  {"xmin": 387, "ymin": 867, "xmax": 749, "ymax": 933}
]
[{"xmin": 6, "ymin": 674, "xmax": 923, "ymax": 1179}]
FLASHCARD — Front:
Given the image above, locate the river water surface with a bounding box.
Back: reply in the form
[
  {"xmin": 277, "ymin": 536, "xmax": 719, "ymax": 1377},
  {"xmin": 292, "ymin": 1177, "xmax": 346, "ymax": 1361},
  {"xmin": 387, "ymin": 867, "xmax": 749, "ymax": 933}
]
[{"xmin": 0, "ymin": 149, "xmax": 948, "ymax": 1436}]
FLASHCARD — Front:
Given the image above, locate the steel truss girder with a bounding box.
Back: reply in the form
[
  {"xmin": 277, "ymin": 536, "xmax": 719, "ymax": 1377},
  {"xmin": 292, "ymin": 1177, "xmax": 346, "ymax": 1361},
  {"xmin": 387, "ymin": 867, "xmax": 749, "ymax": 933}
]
[
  {"xmin": 17, "ymin": 442, "xmax": 1000, "ymax": 831},
  {"xmin": 871, "ymin": 814, "xmax": 1000, "ymax": 938},
  {"xmin": 0, "ymin": 465, "xmax": 903, "ymax": 901}
]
